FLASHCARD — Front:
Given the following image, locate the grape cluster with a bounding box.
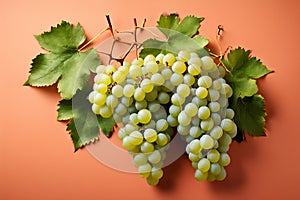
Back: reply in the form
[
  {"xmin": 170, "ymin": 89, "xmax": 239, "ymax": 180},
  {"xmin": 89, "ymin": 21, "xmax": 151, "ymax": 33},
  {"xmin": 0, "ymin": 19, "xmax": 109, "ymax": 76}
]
[{"xmin": 89, "ymin": 50, "xmax": 237, "ymax": 185}]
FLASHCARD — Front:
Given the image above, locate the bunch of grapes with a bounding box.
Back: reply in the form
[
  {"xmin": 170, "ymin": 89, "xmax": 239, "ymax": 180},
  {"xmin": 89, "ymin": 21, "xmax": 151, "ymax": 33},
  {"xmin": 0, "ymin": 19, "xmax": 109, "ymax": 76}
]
[{"xmin": 89, "ymin": 50, "xmax": 237, "ymax": 185}]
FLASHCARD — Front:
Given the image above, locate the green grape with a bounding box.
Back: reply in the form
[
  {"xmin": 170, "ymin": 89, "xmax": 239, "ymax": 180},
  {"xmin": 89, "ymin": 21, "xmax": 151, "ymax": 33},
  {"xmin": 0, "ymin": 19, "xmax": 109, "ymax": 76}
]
[
  {"xmin": 144, "ymin": 54, "xmax": 156, "ymax": 64},
  {"xmin": 148, "ymin": 101, "xmax": 160, "ymax": 113},
  {"xmin": 106, "ymin": 94, "xmax": 119, "ymax": 108},
  {"xmin": 129, "ymin": 131, "xmax": 144, "ymax": 145},
  {"xmin": 138, "ymin": 109, "xmax": 152, "ymax": 124},
  {"xmin": 112, "ymin": 70, "xmax": 126, "ymax": 83},
  {"xmin": 129, "ymin": 65, "xmax": 142, "ymax": 79},
  {"xmin": 200, "ymin": 117, "xmax": 214, "ymax": 131},
  {"xmin": 157, "ymin": 92, "xmax": 170, "ymax": 104},
  {"xmin": 209, "ymin": 126, "xmax": 223, "ymax": 139},
  {"xmin": 216, "ymin": 166, "xmax": 227, "ymax": 181},
  {"xmin": 111, "ymin": 85, "xmax": 123, "ymax": 98},
  {"xmin": 123, "ymin": 84, "xmax": 135, "ymax": 97},
  {"xmin": 129, "ymin": 113, "xmax": 139, "ymax": 125},
  {"xmin": 178, "ymin": 50, "xmax": 190, "ymax": 62},
  {"xmin": 178, "ymin": 111, "xmax": 191, "ymax": 126},
  {"xmin": 117, "ymin": 128, "xmax": 127, "ymax": 139},
  {"xmin": 138, "ymin": 163, "xmax": 151, "ymax": 178},
  {"xmin": 176, "ymin": 84, "xmax": 190, "ymax": 98},
  {"xmin": 208, "ymin": 89, "xmax": 220, "ymax": 101},
  {"xmin": 146, "ymin": 176, "xmax": 159, "ymax": 186},
  {"xmin": 183, "ymin": 74, "xmax": 195, "ymax": 86},
  {"xmin": 208, "ymin": 102, "xmax": 221, "ymax": 112},
  {"xmin": 201, "ymin": 56, "xmax": 215, "ymax": 71},
  {"xmin": 188, "ymin": 64, "xmax": 201, "ymax": 75},
  {"xmin": 188, "ymin": 139, "xmax": 201, "ymax": 154},
  {"xmin": 163, "ymin": 53, "xmax": 176, "ymax": 66},
  {"xmin": 140, "ymin": 141, "xmax": 155, "ymax": 153},
  {"xmin": 194, "ymin": 169, "xmax": 208, "ymax": 181},
  {"xmin": 143, "ymin": 128, "xmax": 158, "ymax": 143},
  {"xmin": 225, "ymin": 108, "xmax": 235, "ymax": 119},
  {"xmin": 167, "ymin": 115, "xmax": 178, "ymax": 127},
  {"xmin": 148, "ymin": 150, "xmax": 161, "ymax": 164},
  {"xmin": 219, "ymin": 153, "xmax": 231, "ymax": 166},
  {"xmin": 140, "ymin": 79, "xmax": 154, "ymax": 93},
  {"xmin": 132, "ymin": 57, "xmax": 144, "ymax": 67},
  {"xmin": 200, "ymin": 135, "xmax": 214, "ymax": 150},
  {"xmin": 99, "ymin": 105, "xmax": 113, "ymax": 118},
  {"xmin": 221, "ymin": 118, "xmax": 235, "ymax": 132},
  {"xmin": 219, "ymin": 133, "xmax": 232, "ymax": 146},
  {"xmin": 151, "ymin": 73, "xmax": 165, "ymax": 86},
  {"xmin": 169, "ymin": 105, "xmax": 181, "ymax": 117},
  {"xmin": 95, "ymin": 73, "xmax": 112, "ymax": 85},
  {"xmin": 189, "ymin": 152, "xmax": 200, "ymax": 162},
  {"xmin": 188, "ymin": 56, "xmax": 202, "ymax": 67},
  {"xmin": 161, "ymin": 68, "xmax": 172, "ymax": 80},
  {"xmin": 115, "ymin": 103, "xmax": 127, "ymax": 116},
  {"xmin": 197, "ymin": 75, "xmax": 212, "ymax": 88},
  {"xmin": 92, "ymin": 104, "xmax": 100, "ymax": 114},
  {"xmin": 155, "ymin": 53, "xmax": 164, "ymax": 64},
  {"xmin": 145, "ymin": 88, "xmax": 158, "ymax": 101},
  {"xmin": 151, "ymin": 167, "xmax": 163, "ymax": 180},
  {"xmin": 189, "ymin": 126, "xmax": 202, "ymax": 138},
  {"xmin": 170, "ymin": 73, "xmax": 184, "ymax": 86},
  {"xmin": 198, "ymin": 106, "xmax": 210, "ymax": 120},
  {"xmin": 212, "ymin": 79, "xmax": 222, "ymax": 90},
  {"xmin": 145, "ymin": 61, "xmax": 159, "ymax": 74},
  {"xmin": 177, "ymin": 125, "xmax": 190, "ymax": 136},
  {"xmin": 156, "ymin": 133, "xmax": 169, "ymax": 146},
  {"xmin": 156, "ymin": 119, "xmax": 168, "ymax": 132},
  {"xmin": 207, "ymin": 149, "xmax": 220, "ymax": 163},
  {"xmin": 96, "ymin": 65, "xmax": 106, "ymax": 74},
  {"xmin": 197, "ymin": 158, "xmax": 211, "ymax": 173},
  {"xmin": 184, "ymin": 103, "xmax": 198, "ymax": 117},
  {"xmin": 172, "ymin": 60, "xmax": 186, "ymax": 74},
  {"xmin": 135, "ymin": 100, "xmax": 147, "ymax": 110},
  {"xmin": 105, "ymin": 64, "xmax": 117, "ymax": 74},
  {"xmin": 171, "ymin": 93, "xmax": 185, "ymax": 106},
  {"xmin": 196, "ymin": 87, "xmax": 208, "ymax": 99},
  {"xmin": 209, "ymin": 163, "xmax": 221, "ymax": 176},
  {"xmin": 133, "ymin": 153, "xmax": 148, "ymax": 167},
  {"xmin": 134, "ymin": 87, "xmax": 146, "ymax": 101},
  {"xmin": 96, "ymin": 83, "xmax": 108, "ymax": 93},
  {"xmin": 122, "ymin": 136, "xmax": 136, "ymax": 150},
  {"xmin": 94, "ymin": 93, "xmax": 107, "ymax": 106}
]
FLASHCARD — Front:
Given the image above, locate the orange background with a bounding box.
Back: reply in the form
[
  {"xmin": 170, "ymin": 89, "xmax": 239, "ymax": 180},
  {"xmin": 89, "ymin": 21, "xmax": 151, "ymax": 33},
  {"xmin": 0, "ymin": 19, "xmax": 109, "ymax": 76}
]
[{"xmin": 1, "ymin": 0, "xmax": 300, "ymax": 199}]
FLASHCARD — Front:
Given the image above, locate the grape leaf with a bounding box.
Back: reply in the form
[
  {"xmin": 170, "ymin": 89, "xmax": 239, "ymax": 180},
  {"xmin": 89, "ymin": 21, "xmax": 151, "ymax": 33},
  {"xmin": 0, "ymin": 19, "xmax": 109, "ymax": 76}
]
[
  {"xmin": 140, "ymin": 14, "xmax": 208, "ymax": 58},
  {"xmin": 24, "ymin": 21, "xmax": 100, "ymax": 100},
  {"xmin": 35, "ymin": 21, "xmax": 85, "ymax": 53},
  {"xmin": 97, "ymin": 115, "xmax": 115, "ymax": 137},
  {"xmin": 57, "ymin": 99, "xmax": 73, "ymax": 121},
  {"xmin": 65, "ymin": 85, "xmax": 115, "ymax": 151},
  {"xmin": 222, "ymin": 47, "xmax": 273, "ymax": 140},
  {"xmin": 233, "ymin": 95, "xmax": 267, "ymax": 138},
  {"xmin": 57, "ymin": 49, "xmax": 99, "ymax": 99}
]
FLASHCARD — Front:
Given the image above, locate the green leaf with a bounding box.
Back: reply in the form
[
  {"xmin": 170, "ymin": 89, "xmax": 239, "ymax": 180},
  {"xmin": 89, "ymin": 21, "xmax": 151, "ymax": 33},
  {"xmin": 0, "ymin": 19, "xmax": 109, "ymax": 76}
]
[
  {"xmin": 24, "ymin": 52, "xmax": 72, "ymax": 86},
  {"xmin": 58, "ymin": 48, "xmax": 100, "ymax": 99},
  {"xmin": 141, "ymin": 14, "xmax": 208, "ymax": 58},
  {"xmin": 232, "ymin": 94, "xmax": 267, "ymax": 136},
  {"xmin": 35, "ymin": 21, "xmax": 85, "ymax": 53},
  {"xmin": 57, "ymin": 99, "xmax": 73, "ymax": 121},
  {"xmin": 97, "ymin": 116, "xmax": 115, "ymax": 137},
  {"xmin": 175, "ymin": 15, "xmax": 204, "ymax": 37},
  {"xmin": 24, "ymin": 21, "xmax": 100, "ymax": 100},
  {"xmin": 223, "ymin": 47, "xmax": 273, "ymax": 140},
  {"xmin": 224, "ymin": 47, "xmax": 273, "ymax": 98},
  {"xmin": 67, "ymin": 85, "xmax": 99, "ymax": 151},
  {"xmin": 66, "ymin": 85, "xmax": 116, "ymax": 151},
  {"xmin": 157, "ymin": 13, "xmax": 179, "ymax": 31}
]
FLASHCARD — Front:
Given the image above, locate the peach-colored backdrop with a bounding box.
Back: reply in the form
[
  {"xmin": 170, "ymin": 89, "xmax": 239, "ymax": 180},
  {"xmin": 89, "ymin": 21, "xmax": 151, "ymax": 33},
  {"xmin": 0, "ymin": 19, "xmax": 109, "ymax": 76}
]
[{"xmin": 1, "ymin": 0, "xmax": 300, "ymax": 199}]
